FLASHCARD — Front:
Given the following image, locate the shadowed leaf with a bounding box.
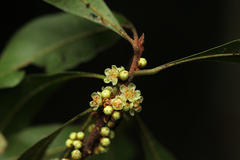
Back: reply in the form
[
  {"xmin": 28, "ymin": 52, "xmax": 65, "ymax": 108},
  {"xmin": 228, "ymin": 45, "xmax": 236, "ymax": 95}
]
[
  {"xmin": 88, "ymin": 120, "xmax": 137, "ymax": 160},
  {"xmin": 0, "ymin": 72, "xmax": 104, "ymax": 135},
  {"xmin": 0, "ymin": 132, "xmax": 8, "ymax": 155},
  {"xmin": 17, "ymin": 108, "xmax": 92, "ymax": 160},
  {"xmin": 0, "ymin": 124, "xmax": 80, "ymax": 160},
  {"xmin": 0, "ymin": 12, "xmax": 129, "ymax": 88},
  {"xmin": 136, "ymin": 116, "xmax": 177, "ymax": 160}
]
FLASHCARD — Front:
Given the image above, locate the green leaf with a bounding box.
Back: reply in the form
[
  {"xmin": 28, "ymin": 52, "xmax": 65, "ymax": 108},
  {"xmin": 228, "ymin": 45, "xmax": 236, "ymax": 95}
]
[
  {"xmin": 136, "ymin": 116, "xmax": 177, "ymax": 160},
  {"xmin": 0, "ymin": 72, "xmax": 105, "ymax": 134},
  {"xmin": 1, "ymin": 119, "xmax": 137, "ymax": 160},
  {"xmin": 0, "ymin": 132, "xmax": 8, "ymax": 155},
  {"xmin": 0, "ymin": 71, "xmax": 25, "ymax": 88},
  {"xmin": 0, "ymin": 124, "xmax": 82, "ymax": 160},
  {"xmin": 133, "ymin": 39, "xmax": 240, "ymax": 77},
  {"xmin": 44, "ymin": 0, "xmax": 129, "ymax": 39},
  {"xmin": 0, "ymin": 12, "xmax": 126, "ymax": 88},
  {"xmin": 17, "ymin": 108, "xmax": 92, "ymax": 160}
]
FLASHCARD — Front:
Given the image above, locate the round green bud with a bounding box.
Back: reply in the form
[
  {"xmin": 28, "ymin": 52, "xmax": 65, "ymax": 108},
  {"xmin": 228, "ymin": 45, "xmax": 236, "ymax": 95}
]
[
  {"xmin": 73, "ymin": 140, "xmax": 83, "ymax": 149},
  {"xmin": 112, "ymin": 87, "xmax": 118, "ymax": 96},
  {"xmin": 107, "ymin": 121, "xmax": 115, "ymax": 128},
  {"xmin": 109, "ymin": 130, "xmax": 115, "ymax": 139},
  {"xmin": 100, "ymin": 137, "xmax": 111, "ymax": 147},
  {"xmin": 65, "ymin": 139, "xmax": 74, "ymax": 148},
  {"xmin": 112, "ymin": 111, "xmax": 121, "ymax": 120},
  {"xmin": 117, "ymin": 66, "xmax": 125, "ymax": 72},
  {"xmin": 88, "ymin": 124, "xmax": 95, "ymax": 133},
  {"xmin": 100, "ymin": 127, "xmax": 110, "ymax": 137},
  {"xmin": 123, "ymin": 104, "xmax": 130, "ymax": 111},
  {"xmin": 103, "ymin": 105, "xmax": 113, "ymax": 115},
  {"xmin": 119, "ymin": 70, "xmax": 129, "ymax": 81},
  {"xmin": 138, "ymin": 58, "xmax": 147, "ymax": 68},
  {"xmin": 98, "ymin": 145, "xmax": 109, "ymax": 153},
  {"xmin": 69, "ymin": 132, "xmax": 77, "ymax": 140},
  {"xmin": 76, "ymin": 131, "xmax": 85, "ymax": 140},
  {"xmin": 71, "ymin": 149, "xmax": 82, "ymax": 160},
  {"xmin": 101, "ymin": 89, "xmax": 111, "ymax": 98}
]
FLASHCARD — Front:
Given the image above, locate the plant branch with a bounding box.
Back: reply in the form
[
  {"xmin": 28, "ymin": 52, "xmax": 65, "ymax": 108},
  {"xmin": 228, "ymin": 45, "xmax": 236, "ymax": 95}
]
[
  {"xmin": 121, "ymin": 24, "xmax": 138, "ymax": 41},
  {"xmin": 59, "ymin": 111, "xmax": 97, "ymax": 159},
  {"xmin": 131, "ymin": 52, "xmax": 240, "ymax": 79},
  {"xmin": 81, "ymin": 112, "xmax": 110, "ymax": 159},
  {"xmin": 124, "ymin": 33, "xmax": 145, "ymax": 85}
]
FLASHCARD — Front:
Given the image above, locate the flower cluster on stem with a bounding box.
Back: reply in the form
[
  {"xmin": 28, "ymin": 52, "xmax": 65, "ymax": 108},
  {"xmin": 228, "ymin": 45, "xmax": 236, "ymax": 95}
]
[{"xmin": 90, "ymin": 65, "xmax": 143, "ymax": 117}]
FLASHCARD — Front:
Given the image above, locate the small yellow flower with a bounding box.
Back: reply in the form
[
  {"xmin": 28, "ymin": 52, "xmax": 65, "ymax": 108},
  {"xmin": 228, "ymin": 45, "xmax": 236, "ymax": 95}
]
[
  {"xmin": 111, "ymin": 95, "xmax": 126, "ymax": 110},
  {"xmin": 89, "ymin": 92, "xmax": 102, "ymax": 110},
  {"xmin": 104, "ymin": 65, "xmax": 119, "ymax": 85},
  {"xmin": 120, "ymin": 83, "xmax": 141, "ymax": 102}
]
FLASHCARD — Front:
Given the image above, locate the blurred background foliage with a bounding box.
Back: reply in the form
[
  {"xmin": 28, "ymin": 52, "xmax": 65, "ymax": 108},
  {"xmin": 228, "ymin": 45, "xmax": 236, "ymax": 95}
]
[{"xmin": 1, "ymin": 0, "xmax": 240, "ymax": 160}]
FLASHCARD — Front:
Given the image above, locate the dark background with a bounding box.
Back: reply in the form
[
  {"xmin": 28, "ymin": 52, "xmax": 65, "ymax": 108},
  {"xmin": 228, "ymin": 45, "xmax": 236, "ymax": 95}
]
[{"xmin": 1, "ymin": 0, "xmax": 240, "ymax": 160}]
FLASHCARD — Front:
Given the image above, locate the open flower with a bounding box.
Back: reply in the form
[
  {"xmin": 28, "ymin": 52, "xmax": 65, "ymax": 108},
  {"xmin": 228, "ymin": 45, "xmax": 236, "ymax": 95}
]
[
  {"xmin": 111, "ymin": 95, "xmax": 126, "ymax": 110},
  {"xmin": 104, "ymin": 65, "xmax": 119, "ymax": 85},
  {"xmin": 89, "ymin": 92, "xmax": 102, "ymax": 110},
  {"xmin": 120, "ymin": 83, "xmax": 141, "ymax": 102},
  {"xmin": 129, "ymin": 96, "xmax": 143, "ymax": 116}
]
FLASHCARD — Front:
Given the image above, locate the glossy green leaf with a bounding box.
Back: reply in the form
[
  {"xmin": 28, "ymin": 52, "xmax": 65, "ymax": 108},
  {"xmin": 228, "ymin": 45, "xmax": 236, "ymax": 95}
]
[
  {"xmin": 0, "ymin": 72, "xmax": 104, "ymax": 135},
  {"xmin": 17, "ymin": 108, "xmax": 92, "ymax": 160},
  {"xmin": 0, "ymin": 12, "xmax": 129, "ymax": 88},
  {"xmin": 44, "ymin": 0, "xmax": 129, "ymax": 39},
  {"xmin": 133, "ymin": 40, "xmax": 240, "ymax": 77},
  {"xmin": 136, "ymin": 116, "xmax": 177, "ymax": 160}
]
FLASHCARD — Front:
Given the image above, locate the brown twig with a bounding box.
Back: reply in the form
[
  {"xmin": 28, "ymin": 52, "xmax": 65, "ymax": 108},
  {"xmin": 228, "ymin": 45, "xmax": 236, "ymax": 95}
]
[
  {"xmin": 124, "ymin": 33, "xmax": 145, "ymax": 86},
  {"xmin": 63, "ymin": 31, "xmax": 145, "ymax": 160},
  {"xmin": 81, "ymin": 112, "xmax": 110, "ymax": 159}
]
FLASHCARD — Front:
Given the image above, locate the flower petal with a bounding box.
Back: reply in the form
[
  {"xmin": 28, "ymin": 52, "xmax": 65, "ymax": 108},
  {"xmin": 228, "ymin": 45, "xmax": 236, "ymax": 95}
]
[
  {"xmin": 129, "ymin": 109, "xmax": 135, "ymax": 116},
  {"xmin": 91, "ymin": 92, "xmax": 97, "ymax": 97},
  {"xmin": 112, "ymin": 79, "xmax": 118, "ymax": 85},
  {"xmin": 92, "ymin": 107, "xmax": 98, "ymax": 111},
  {"xmin": 104, "ymin": 78, "xmax": 111, "ymax": 83},
  {"xmin": 104, "ymin": 68, "xmax": 110, "ymax": 75},
  {"xmin": 136, "ymin": 106, "xmax": 142, "ymax": 113},
  {"xmin": 120, "ymin": 85, "xmax": 126, "ymax": 93},
  {"xmin": 135, "ymin": 90, "xmax": 141, "ymax": 97},
  {"xmin": 128, "ymin": 83, "xmax": 136, "ymax": 90},
  {"xmin": 90, "ymin": 101, "xmax": 94, "ymax": 107},
  {"xmin": 112, "ymin": 65, "xmax": 118, "ymax": 70},
  {"xmin": 105, "ymin": 86, "xmax": 113, "ymax": 91}
]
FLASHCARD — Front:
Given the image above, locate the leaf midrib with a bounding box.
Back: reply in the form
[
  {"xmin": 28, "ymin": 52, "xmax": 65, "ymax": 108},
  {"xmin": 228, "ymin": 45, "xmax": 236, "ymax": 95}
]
[{"xmin": 0, "ymin": 27, "xmax": 110, "ymax": 78}]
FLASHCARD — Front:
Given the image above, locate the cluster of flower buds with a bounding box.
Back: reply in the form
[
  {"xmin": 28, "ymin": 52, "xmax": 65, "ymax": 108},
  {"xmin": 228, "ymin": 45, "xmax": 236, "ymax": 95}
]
[
  {"xmin": 90, "ymin": 84, "xmax": 143, "ymax": 117},
  {"xmin": 93, "ymin": 126, "xmax": 115, "ymax": 154},
  {"xmin": 65, "ymin": 131, "xmax": 85, "ymax": 160},
  {"xmin": 90, "ymin": 65, "xmax": 144, "ymax": 117},
  {"xmin": 103, "ymin": 65, "xmax": 129, "ymax": 85},
  {"xmin": 61, "ymin": 59, "xmax": 147, "ymax": 160}
]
